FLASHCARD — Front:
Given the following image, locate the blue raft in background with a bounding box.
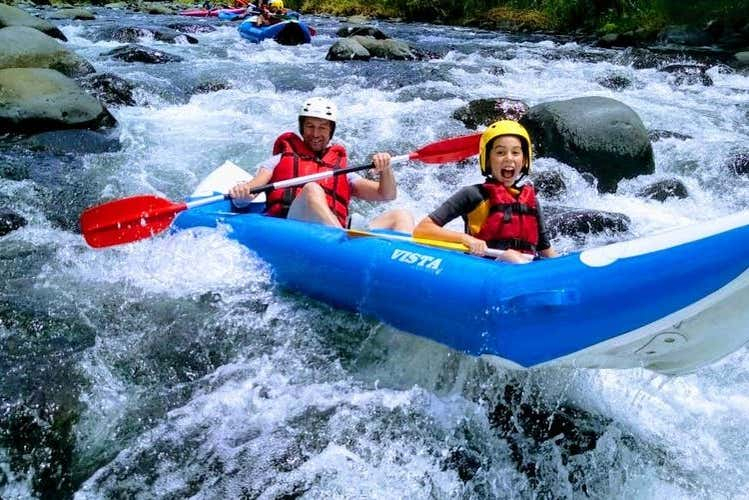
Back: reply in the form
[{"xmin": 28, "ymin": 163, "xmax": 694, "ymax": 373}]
[{"xmin": 238, "ymin": 15, "xmax": 311, "ymax": 45}]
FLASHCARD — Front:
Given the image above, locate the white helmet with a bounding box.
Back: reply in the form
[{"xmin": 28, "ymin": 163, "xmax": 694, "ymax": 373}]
[{"xmin": 299, "ymin": 97, "xmax": 337, "ymax": 122}]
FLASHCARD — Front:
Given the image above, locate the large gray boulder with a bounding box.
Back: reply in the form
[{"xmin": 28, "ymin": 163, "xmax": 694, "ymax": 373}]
[
  {"xmin": 326, "ymin": 37, "xmax": 371, "ymax": 61},
  {"xmin": 112, "ymin": 26, "xmax": 198, "ymax": 44},
  {"xmin": 522, "ymin": 96, "xmax": 654, "ymax": 193},
  {"xmin": 0, "ymin": 68, "xmax": 116, "ymax": 134},
  {"xmin": 326, "ymin": 35, "xmax": 426, "ymax": 61},
  {"xmin": 77, "ymin": 72, "xmax": 135, "ymax": 106},
  {"xmin": 545, "ymin": 206, "xmax": 631, "ymax": 242},
  {"xmin": 452, "ymin": 98, "xmax": 529, "ymax": 129},
  {"xmin": 104, "ymin": 44, "xmax": 183, "ymax": 64},
  {"xmin": 0, "ymin": 3, "xmax": 66, "ymax": 41},
  {"xmin": 336, "ymin": 25, "xmax": 388, "ymax": 39},
  {"xmin": 354, "ymin": 36, "xmax": 425, "ymax": 60},
  {"xmin": 0, "ymin": 26, "xmax": 95, "ymax": 77}
]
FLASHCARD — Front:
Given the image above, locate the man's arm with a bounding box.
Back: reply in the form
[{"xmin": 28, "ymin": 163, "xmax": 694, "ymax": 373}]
[
  {"xmin": 229, "ymin": 166, "xmax": 273, "ymax": 200},
  {"xmin": 350, "ymin": 152, "xmax": 396, "ymax": 201}
]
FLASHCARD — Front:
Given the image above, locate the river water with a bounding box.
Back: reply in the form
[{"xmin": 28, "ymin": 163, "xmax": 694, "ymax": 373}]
[{"xmin": 2, "ymin": 7, "xmax": 749, "ymax": 499}]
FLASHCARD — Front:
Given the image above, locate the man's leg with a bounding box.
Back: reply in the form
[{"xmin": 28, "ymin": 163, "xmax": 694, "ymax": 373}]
[
  {"xmin": 286, "ymin": 183, "xmax": 342, "ymax": 227},
  {"xmin": 368, "ymin": 209, "xmax": 414, "ymax": 232}
]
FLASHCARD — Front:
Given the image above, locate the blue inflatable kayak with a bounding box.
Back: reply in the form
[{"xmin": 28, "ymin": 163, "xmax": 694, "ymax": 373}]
[
  {"xmin": 174, "ymin": 162, "xmax": 749, "ymax": 375},
  {"xmin": 238, "ymin": 17, "xmax": 311, "ymax": 45}
]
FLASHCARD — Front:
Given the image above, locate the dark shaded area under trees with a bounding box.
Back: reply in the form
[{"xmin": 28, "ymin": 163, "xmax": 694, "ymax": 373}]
[{"xmin": 297, "ymin": 0, "xmax": 749, "ymax": 37}]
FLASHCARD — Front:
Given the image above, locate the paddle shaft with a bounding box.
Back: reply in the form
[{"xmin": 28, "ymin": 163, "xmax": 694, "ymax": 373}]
[
  {"xmin": 117, "ymin": 157, "xmax": 404, "ymax": 216},
  {"xmin": 346, "ymin": 229, "xmax": 507, "ymax": 259},
  {"xmin": 244, "ymin": 154, "xmax": 409, "ymax": 195}
]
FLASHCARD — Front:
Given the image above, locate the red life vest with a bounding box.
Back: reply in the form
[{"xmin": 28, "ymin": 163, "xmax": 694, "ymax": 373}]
[
  {"xmin": 473, "ymin": 181, "xmax": 539, "ymax": 254},
  {"xmin": 265, "ymin": 132, "xmax": 351, "ymax": 226}
]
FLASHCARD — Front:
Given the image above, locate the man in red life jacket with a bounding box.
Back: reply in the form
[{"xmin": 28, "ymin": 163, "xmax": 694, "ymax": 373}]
[{"xmin": 229, "ymin": 97, "xmax": 413, "ymax": 231}]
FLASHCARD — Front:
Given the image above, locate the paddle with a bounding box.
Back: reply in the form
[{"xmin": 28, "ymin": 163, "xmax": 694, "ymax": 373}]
[
  {"xmin": 80, "ymin": 132, "xmax": 481, "ymax": 248},
  {"xmin": 346, "ymin": 229, "xmax": 510, "ymax": 259}
]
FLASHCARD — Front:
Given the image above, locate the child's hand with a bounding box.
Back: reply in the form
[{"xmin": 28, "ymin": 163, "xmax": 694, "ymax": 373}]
[
  {"xmin": 460, "ymin": 234, "xmax": 488, "ymax": 256},
  {"xmin": 497, "ymin": 249, "xmax": 533, "ymax": 264}
]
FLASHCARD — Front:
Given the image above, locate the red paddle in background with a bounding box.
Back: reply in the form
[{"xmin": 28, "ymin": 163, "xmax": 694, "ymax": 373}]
[{"xmin": 80, "ymin": 132, "xmax": 481, "ymax": 249}]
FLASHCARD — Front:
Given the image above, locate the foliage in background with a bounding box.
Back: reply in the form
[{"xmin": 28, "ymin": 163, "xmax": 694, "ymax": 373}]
[{"xmin": 299, "ymin": 0, "xmax": 749, "ymax": 33}]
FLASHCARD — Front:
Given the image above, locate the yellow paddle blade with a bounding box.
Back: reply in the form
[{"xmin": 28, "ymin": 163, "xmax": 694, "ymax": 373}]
[{"xmin": 346, "ymin": 229, "xmax": 471, "ymax": 252}]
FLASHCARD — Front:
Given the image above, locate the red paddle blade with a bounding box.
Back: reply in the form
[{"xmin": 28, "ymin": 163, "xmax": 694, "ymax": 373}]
[
  {"xmin": 410, "ymin": 132, "xmax": 481, "ymax": 164},
  {"xmin": 308, "ymin": 26, "xmax": 317, "ymax": 36},
  {"xmin": 80, "ymin": 195, "xmax": 186, "ymax": 248}
]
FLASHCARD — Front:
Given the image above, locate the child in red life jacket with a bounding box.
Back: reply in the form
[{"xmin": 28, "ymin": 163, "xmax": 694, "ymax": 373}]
[{"xmin": 413, "ymin": 120, "xmax": 558, "ymax": 264}]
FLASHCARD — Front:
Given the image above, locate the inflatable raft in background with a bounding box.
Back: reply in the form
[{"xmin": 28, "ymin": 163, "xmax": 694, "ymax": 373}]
[
  {"xmin": 172, "ymin": 162, "xmax": 749, "ymax": 376},
  {"xmin": 238, "ymin": 17, "xmax": 312, "ymax": 45}
]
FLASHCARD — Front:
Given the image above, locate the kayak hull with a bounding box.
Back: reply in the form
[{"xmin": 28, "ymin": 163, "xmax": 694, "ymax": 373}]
[
  {"xmin": 238, "ymin": 19, "xmax": 312, "ymax": 45},
  {"xmin": 174, "ymin": 164, "xmax": 749, "ymax": 375}
]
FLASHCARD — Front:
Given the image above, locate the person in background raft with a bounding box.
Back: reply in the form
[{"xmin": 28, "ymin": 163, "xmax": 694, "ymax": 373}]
[
  {"xmin": 254, "ymin": 0, "xmax": 285, "ymax": 25},
  {"xmin": 413, "ymin": 120, "xmax": 557, "ymax": 264},
  {"xmin": 229, "ymin": 97, "xmax": 413, "ymax": 232}
]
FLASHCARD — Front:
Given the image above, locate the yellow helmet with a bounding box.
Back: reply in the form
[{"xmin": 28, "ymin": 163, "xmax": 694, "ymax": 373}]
[
  {"xmin": 269, "ymin": 0, "xmax": 283, "ymax": 8},
  {"xmin": 478, "ymin": 120, "xmax": 532, "ymax": 176}
]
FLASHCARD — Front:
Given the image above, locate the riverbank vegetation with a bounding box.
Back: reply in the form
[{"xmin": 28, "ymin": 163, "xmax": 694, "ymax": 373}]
[{"xmin": 298, "ymin": 0, "xmax": 749, "ymax": 35}]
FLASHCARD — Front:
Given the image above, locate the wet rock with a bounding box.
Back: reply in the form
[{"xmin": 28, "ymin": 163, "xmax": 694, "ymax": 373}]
[
  {"xmin": 0, "ymin": 26, "xmax": 95, "ymax": 78},
  {"xmin": 489, "ymin": 380, "xmax": 609, "ymax": 492},
  {"xmin": 0, "ymin": 68, "xmax": 116, "ymax": 134},
  {"xmin": 636, "ymin": 178, "xmax": 688, "ymax": 201},
  {"xmin": 113, "ymin": 26, "xmax": 198, "ymax": 44},
  {"xmin": 707, "ymin": 18, "xmax": 749, "ymax": 51},
  {"xmin": 648, "ymin": 129, "xmax": 692, "ymax": 142},
  {"xmin": 0, "ymin": 209, "xmax": 27, "ymax": 236},
  {"xmin": 166, "ymin": 22, "xmax": 217, "ymax": 34},
  {"xmin": 522, "ymin": 96, "xmax": 654, "ymax": 193},
  {"xmin": 660, "ymin": 63, "xmax": 713, "ymax": 87},
  {"xmin": 657, "ymin": 25, "xmax": 713, "ymax": 47},
  {"xmin": 24, "ymin": 129, "xmax": 121, "ymax": 154},
  {"xmin": 0, "ymin": 3, "xmax": 67, "ymax": 41},
  {"xmin": 326, "ymin": 35, "xmax": 427, "ymax": 62},
  {"xmin": 648, "ymin": 43, "xmax": 732, "ymax": 64},
  {"xmin": 336, "ymin": 25, "xmax": 389, "ymax": 39},
  {"xmin": 442, "ymin": 447, "xmax": 482, "ymax": 482},
  {"xmin": 355, "ymin": 35, "xmax": 427, "ymax": 60},
  {"xmin": 78, "ymin": 72, "xmax": 136, "ymax": 107},
  {"xmin": 596, "ymin": 72, "xmax": 633, "ymax": 90},
  {"xmin": 0, "ymin": 300, "xmax": 94, "ymax": 499},
  {"xmin": 612, "ymin": 47, "xmax": 669, "ymax": 70},
  {"xmin": 341, "ymin": 14, "xmax": 371, "ymax": 25},
  {"xmin": 326, "ymin": 37, "xmax": 372, "ymax": 61},
  {"xmin": 544, "ymin": 206, "xmax": 631, "ymax": 240},
  {"xmin": 192, "ymin": 79, "xmax": 232, "ymax": 94},
  {"xmin": 580, "ymin": 172, "xmax": 597, "ymax": 186},
  {"xmin": 595, "ymin": 31, "xmax": 637, "ymax": 48},
  {"xmin": 726, "ymin": 149, "xmax": 749, "ymax": 176},
  {"xmin": 47, "ymin": 8, "xmax": 96, "ymax": 21},
  {"xmin": 531, "ymin": 170, "xmax": 566, "ymax": 200},
  {"xmin": 734, "ymin": 51, "xmax": 749, "ymax": 67},
  {"xmin": 452, "ymin": 98, "xmax": 529, "ymax": 130},
  {"xmin": 105, "ymin": 44, "xmax": 183, "ymax": 64},
  {"xmin": 0, "ymin": 401, "xmax": 80, "ymax": 498}
]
